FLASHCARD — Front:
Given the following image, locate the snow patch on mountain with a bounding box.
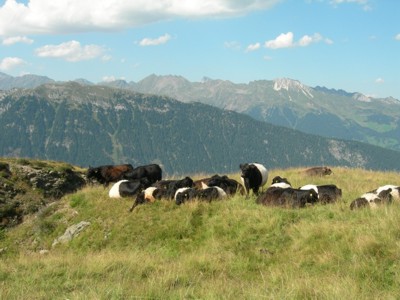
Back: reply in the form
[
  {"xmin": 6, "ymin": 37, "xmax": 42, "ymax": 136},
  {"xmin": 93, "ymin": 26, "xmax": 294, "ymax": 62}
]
[
  {"xmin": 273, "ymin": 78, "xmax": 314, "ymax": 98},
  {"xmin": 352, "ymin": 93, "xmax": 371, "ymax": 102}
]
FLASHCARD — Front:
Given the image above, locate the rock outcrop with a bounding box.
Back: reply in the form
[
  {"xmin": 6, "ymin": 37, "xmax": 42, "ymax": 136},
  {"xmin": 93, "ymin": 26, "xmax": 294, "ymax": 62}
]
[{"xmin": 0, "ymin": 159, "xmax": 86, "ymax": 228}]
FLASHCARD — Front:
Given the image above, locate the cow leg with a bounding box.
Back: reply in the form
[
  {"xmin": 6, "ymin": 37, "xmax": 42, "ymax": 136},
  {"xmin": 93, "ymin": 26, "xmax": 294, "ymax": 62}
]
[
  {"xmin": 129, "ymin": 192, "xmax": 145, "ymax": 212},
  {"xmin": 243, "ymin": 179, "xmax": 251, "ymax": 199},
  {"xmin": 129, "ymin": 202, "xmax": 138, "ymax": 212},
  {"xmin": 253, "ymin": 186, "xmax": 260, "ymax": 196}
]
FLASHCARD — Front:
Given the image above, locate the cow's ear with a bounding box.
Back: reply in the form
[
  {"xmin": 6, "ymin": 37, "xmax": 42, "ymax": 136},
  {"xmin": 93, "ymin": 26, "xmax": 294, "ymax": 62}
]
[{"xmin": 239, "ymin": 164, "xmax": 245, "ymax": 169}]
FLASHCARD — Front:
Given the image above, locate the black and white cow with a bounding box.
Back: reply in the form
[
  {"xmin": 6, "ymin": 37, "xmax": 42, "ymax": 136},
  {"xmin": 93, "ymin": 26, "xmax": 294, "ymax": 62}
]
[
  {"xmin": 240, "ymin": 163, "xmax": 268, "ymax": 197},
  {"xmin": 123, "ymin": 164, "xmax": 162, "ymax": 185},
  {"xmin": 270, "ymin": 176, "xmax": 292, "ymax": 189},
  {"xmin": 109, "ymin": 178, "xmax": 151, "ymax": 199},
  {"xmin": 175, "ymin": 186, "xmax": 227, "ymax": 205},
  {"xmin": 205, "ymin": 174, "xmax": 245, "ymax": 196},
  {"xmin": 372, "ymin": 185, "xmax": 400, "ymax": 201},
  {"xmin": 271, "ymin": 176, "xmax": 291, "ymax": 186},
  {"xmin": 300, "ymin": 184, "xmax": 342, "ymax": 204},
  {"xmin": 152, "ymin": 176, "xmax": 194, "ymax": 199},
  {"xmin": 350, "ymin": 189, "xmax": 393, "ymax": 210},
  {"xmin": 128, "ymin": 177, "xmax": 194, "ymax": 211},
  {"xmin": 256, "ymin": 187, "xmax": 318, "ymax": 208},
  {"xmin": 129, "ymin": 186, "xmax": 170, "ymax": 212}
]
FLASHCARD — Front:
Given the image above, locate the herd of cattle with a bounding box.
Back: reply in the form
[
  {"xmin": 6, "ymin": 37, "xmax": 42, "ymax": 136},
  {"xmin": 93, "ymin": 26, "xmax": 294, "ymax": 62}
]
[{"xmin": 86, "ymin": 163, "xmax": 400, "ymax": 211}]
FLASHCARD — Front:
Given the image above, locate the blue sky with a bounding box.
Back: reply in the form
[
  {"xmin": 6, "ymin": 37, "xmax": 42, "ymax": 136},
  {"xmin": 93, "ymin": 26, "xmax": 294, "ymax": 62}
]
[{"xmin": 0, "ymin": 0, "xmax": 399, "ymax": 99}]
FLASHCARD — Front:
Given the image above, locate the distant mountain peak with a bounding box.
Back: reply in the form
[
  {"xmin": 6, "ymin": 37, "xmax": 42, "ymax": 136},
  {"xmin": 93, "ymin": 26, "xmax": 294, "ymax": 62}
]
[
  {"xmin": 273, "ymin": 78, "xmax": 313, "ymax": 98},
  {"xmin": 352, "ymin": 93, "xmax": 371, "ymax": 102},
  {"xmin": 73, "ymin": 78, "xmax": 94, "ymax": 85},
  {"xmin": 0, "ymin": 72, "xmax": 12, "ymax": 80}
]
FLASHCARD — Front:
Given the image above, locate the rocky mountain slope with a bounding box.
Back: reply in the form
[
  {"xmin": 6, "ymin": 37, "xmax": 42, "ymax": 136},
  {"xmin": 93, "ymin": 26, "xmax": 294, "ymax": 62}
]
[{"xmin": 0, "ymin": 158, "xmax": 86, "ymax": 228}]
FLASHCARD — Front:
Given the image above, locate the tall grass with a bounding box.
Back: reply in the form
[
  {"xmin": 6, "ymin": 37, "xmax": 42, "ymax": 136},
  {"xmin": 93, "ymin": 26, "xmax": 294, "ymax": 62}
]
[{"xmin": 1, "ymin": 167, "xmax": 400, "ymax": 299}]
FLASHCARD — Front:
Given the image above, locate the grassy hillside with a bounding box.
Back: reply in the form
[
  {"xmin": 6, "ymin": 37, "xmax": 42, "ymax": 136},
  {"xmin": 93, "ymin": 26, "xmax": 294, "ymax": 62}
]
[{"xmin": 1, "ymin": 167, "xmax": 400, "ymax": 298}]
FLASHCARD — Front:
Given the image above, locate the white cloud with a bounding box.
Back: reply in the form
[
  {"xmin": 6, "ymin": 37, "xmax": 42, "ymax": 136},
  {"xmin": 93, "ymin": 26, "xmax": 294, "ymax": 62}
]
[
  {"xmin": 265, "ymin": 32, "xmax": 294, "ymax": 49},
  {"xmin": 375, "ymin": 78, "xmax": 384, "ymax": 84},
  {"xmin": 102, "ymin": 76, "xmax": 116, "ymax": 82},
  {"xmin": 395, "ymin": 34, "xmax": 400, "ymax": 41},
  {"xmin": 245, "ymin": 42, "xmax": 261, "ymax": 52},
  {"xmin": 35, "ymin": 40, "xmax": 105, "ymax": 62},
  {"xmin": 265, "ymin": 32, "xmax": 331, "ymax": 49},
  {"xmin": 139, "ymin": 34, "xmax": 171, "ymax": 46},
  {"xmin": 102, "ymin": 75, "xmax": 126, "ymax": 82},
  {"xmin": 2, "ymin": 35, "xmax": 33, "ymax": 45},
  {"xmin": 298, "ymin": 35, "xmax": 312, "ymax": 47},
  {"xmin": 298, "ymin": 33, "xmax": 322, "ymax": 46},
  {"xmin": 329, "ymin": 0, "xmax": 371, "ymax": 10},
  {"xmin": 0, "ymin": 0, "xmax": 282, "ymax": 36},
  {"xmin": 0, "ymin": 57, "xmax": 26, "ymax": 70}
]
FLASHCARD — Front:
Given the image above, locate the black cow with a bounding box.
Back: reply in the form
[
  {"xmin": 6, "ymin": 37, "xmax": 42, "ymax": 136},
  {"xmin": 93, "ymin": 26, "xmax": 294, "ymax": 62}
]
[
  {"xmin": 87, "ymin": 164, "xmax": 133, "ymax": 186},
  {"xmin": 175, "ymin": 186, "xmax": 227, "ymax": 205},
  {"xmin": 256, "ymin": 187, "xmax": 318, "ymax": 208},
  {"xmin": 240, "ymin": 163, "xmax": 268, "ymax": 197},
  {"xmin": 109, "ymin": 177, "xmax": 151, "ymax": 198},
  {"xmin": 153, "ymin": 176, "xmax": 194, "ymax": 199},
  {"xmin": 123, "ymin": 164, "xmax": 162, "ymax": 185}
]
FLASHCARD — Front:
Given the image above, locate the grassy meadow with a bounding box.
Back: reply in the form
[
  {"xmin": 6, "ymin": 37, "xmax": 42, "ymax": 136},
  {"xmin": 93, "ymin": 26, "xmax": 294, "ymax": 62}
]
[{"xmin": 1, "ymin": 167, "xmax": 400, "ymax": 299}]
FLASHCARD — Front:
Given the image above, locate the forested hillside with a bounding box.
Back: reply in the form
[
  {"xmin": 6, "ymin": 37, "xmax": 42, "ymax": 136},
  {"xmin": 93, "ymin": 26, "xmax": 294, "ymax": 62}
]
[{"xmin": 1, "ymin": 82, "xmax": 400, "ymax": 174}]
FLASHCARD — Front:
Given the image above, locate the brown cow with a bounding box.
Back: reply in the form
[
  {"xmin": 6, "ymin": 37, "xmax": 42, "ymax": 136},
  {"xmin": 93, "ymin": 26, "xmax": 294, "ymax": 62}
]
[
  {"xmin": 304, "ymin": 166, "xmax": 332, "ymax": 177},
  {"xmin": 87, "ymin": 164, "xmax": 133, "ymax": 187}
]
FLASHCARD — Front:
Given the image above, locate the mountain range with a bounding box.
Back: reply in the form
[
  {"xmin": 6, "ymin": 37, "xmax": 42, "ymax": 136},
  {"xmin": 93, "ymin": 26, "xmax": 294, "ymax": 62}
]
[
  {"xmin": 1, "ymin": 72, "xmax": 399, "ymax": 154},
  {"xmin": 111, "ymin": 74, "xmax": 400, "ymax": 152},
  {"xmin": 1, "ymin": 81, "xmax": 400, "ymax": 174}
]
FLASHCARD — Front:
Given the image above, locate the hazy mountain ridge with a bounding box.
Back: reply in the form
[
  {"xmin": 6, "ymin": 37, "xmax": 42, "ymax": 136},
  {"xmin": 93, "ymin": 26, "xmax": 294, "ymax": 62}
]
[
  {"xmin": 128, "ymin": 75, "xmax": 400, "ymax": 151},
  {"xmin": 1, "ymin": 82, "xmax": 400, "ymax": 174},
  {"xmin": 0, "ymin": 72, "xmax": 54, "ymax": 90},
  {"xmin": 1, "ymin": 72, "xmax": 399, "ymax": 152}
]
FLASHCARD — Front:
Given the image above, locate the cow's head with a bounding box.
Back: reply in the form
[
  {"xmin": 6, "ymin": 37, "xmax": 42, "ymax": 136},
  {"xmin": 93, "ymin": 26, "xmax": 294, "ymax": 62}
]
[
  {"xmin": 181, "ymin": 176, "xmax": 194, "ymax": 188},
  {"xmin": 272, "ymin": 176, "xmax": 291, "ymax": 185},
  {"xmin": 377, "ymin": 188, "xmax": 393, "ymax": 203},
  {"xmin": 307, "ymin": 189, "xmax": 319, "ymax": 204},
  {"xmin": 240, "ymin": 163, "xmax": 254, "ymax": 178},
  {"xmin": 175, "ymin": 190, "xmax": 190, "ymax": 205},
  {"xmin": 323, "ymin": 167, "xmax": 332, "ymax": 175},
  {"xmin": 87, "ymin": 167, "xmax": 100, "ymax": 179}
]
